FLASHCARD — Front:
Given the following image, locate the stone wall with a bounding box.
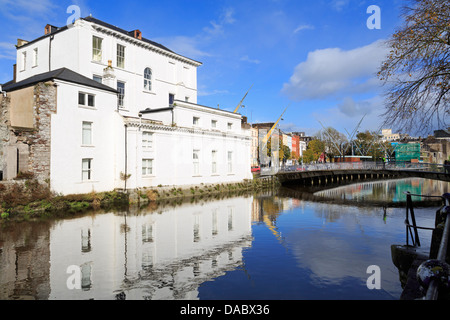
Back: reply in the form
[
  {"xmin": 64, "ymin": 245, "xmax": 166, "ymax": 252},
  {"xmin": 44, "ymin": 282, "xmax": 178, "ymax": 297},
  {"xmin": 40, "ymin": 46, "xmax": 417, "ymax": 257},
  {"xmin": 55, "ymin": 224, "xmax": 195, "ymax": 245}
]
[{"xmin": 0, "ymin": 82, "xmax": 56, "ymax": 183}]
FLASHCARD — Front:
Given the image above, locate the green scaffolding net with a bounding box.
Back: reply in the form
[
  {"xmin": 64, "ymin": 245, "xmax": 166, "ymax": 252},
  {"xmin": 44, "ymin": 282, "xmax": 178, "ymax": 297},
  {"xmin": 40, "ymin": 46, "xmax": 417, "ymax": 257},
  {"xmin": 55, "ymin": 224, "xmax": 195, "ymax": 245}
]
[{"xmin": 394, "ymin": 143, "xmax": 421, "ymax": 162}]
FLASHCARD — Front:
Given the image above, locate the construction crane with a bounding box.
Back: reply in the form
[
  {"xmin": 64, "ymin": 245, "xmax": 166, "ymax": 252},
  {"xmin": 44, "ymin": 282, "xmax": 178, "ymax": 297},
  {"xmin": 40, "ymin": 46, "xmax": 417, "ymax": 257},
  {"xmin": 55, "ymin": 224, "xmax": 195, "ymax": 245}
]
[
  {"xmin": 261, "ymin": 105, "xmax": 290, "ymax": 147},
  {"xmin": 233, "ymin": 84, "xmax": 254, "ymax": 114}
]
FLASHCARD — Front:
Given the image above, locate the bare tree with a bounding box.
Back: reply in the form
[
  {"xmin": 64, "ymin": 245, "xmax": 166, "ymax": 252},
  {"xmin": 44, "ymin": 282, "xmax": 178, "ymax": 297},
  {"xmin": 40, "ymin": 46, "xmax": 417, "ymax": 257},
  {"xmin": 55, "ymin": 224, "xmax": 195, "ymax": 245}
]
[{"xmin": 378, "ymin": 0, "xmax": 450, "ymax": 134}]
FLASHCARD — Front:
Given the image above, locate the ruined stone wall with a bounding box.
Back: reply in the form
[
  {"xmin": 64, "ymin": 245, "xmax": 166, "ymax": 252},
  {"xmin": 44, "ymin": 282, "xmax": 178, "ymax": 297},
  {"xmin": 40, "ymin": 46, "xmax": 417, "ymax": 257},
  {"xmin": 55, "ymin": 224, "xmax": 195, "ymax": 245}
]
[
  {"xmin": 0, "ymin": 82, "xmax": 56, "ymax": 183},
  {"xmin": 0, "ymin": 94, "xmax": 9, "ymax": 179}
]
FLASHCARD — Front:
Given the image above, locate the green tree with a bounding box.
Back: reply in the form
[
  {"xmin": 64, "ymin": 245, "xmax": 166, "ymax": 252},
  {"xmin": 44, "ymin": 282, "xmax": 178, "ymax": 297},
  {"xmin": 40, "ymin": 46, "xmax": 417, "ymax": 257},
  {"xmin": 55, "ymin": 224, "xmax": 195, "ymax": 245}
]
[{"xmin": 301, "ymin": 139, "xmax": 325, "ymax": 163}]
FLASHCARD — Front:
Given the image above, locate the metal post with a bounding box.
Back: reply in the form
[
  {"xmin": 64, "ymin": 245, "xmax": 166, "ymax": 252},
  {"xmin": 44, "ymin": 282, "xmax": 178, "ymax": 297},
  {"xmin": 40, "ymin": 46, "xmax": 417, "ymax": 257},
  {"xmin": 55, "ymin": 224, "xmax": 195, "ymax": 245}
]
[{"xmin": 425, "ymin": 202, "xmax": 450, "ymax": 300}]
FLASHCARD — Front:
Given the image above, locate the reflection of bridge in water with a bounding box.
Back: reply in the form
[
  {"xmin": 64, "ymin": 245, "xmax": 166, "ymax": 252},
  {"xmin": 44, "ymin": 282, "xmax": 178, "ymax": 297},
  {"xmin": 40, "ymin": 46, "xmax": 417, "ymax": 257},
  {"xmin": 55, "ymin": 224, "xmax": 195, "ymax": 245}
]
[{"xmin": 266, "ymin": 162, "xmax": 450, "ymax": 186}]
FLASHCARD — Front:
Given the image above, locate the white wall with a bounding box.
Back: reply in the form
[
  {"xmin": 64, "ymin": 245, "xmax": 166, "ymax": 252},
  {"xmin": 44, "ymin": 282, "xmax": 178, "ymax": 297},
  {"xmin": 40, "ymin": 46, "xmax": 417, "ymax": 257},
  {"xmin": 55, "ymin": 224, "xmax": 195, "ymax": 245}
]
[{"xmin": 50, "ymin": 80, "xmax": 118, "ymax": 195}]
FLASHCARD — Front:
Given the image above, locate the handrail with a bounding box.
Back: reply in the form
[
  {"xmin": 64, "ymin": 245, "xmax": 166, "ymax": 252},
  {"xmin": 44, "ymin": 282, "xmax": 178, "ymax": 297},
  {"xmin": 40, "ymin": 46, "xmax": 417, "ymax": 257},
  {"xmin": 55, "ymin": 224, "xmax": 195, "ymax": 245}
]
[{"xmin": 425, "ymin": 196, "xmax": 450, "ymax": 300}]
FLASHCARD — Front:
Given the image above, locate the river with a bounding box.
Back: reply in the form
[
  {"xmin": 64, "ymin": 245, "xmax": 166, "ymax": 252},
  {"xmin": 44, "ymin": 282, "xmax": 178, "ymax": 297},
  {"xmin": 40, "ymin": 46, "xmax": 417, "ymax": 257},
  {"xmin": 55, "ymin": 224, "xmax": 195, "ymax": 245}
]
[{"xmin": 0, "ymin": 178, "xmax": 448, "ymax": 300}]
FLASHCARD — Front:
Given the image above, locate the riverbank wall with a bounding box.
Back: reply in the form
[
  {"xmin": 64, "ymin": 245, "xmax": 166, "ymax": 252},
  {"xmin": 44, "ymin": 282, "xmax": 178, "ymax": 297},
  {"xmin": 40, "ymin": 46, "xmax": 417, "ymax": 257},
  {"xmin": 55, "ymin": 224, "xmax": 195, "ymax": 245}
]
[{"xmin": 0, "ymin": 176, "xmax": 279, "ymax": 224}]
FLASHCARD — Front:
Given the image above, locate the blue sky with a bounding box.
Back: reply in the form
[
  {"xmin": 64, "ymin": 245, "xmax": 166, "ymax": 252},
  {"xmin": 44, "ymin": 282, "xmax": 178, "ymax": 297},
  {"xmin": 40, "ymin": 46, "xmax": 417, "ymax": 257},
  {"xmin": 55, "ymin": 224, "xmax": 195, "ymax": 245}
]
[{"xmin": 0, "ymin": 0, "xmax": 405, "ymax": 136}]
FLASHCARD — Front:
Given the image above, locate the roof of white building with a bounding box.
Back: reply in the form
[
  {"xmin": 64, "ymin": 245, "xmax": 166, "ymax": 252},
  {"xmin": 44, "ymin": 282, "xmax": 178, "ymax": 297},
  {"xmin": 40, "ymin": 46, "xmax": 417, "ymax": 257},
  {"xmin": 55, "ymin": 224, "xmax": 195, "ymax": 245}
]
[
  {"xmin": 15, "ymin": 16, "xmax": 202, "ymax": 66},
  {"xmin": 2, "ymin": 67, "xmax": 119, "ymax": 93}
]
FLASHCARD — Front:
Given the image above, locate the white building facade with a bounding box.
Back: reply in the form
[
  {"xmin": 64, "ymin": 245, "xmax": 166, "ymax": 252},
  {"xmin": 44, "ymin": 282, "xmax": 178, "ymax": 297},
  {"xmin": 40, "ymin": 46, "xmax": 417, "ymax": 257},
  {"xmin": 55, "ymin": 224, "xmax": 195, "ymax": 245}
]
[{"xmin": 1, "ymin": 17, "xmax": 252, "ymax": 195}]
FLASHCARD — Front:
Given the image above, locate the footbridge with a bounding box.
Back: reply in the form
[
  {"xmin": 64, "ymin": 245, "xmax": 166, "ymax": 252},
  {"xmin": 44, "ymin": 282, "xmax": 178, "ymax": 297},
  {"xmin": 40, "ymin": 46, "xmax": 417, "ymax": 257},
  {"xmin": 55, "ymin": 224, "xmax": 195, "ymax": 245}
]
[{"xmin": 262, "ymin": 162, "xmax": 450, "ymax": 186}]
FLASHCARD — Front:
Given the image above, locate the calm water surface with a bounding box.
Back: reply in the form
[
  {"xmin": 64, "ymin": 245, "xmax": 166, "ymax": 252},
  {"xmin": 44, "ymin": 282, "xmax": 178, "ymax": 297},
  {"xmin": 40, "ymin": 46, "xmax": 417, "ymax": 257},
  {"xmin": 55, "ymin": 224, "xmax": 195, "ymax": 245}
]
[{"xmin": 0, "ymin": 178, "xmax": 448, "ymax": 300}]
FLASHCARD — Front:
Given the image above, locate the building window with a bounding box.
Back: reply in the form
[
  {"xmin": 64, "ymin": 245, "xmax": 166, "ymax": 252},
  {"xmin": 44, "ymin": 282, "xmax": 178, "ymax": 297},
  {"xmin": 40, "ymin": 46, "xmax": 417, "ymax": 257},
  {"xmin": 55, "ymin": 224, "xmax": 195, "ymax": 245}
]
[
  {"xmin": 193, "ymin": 150, "xmax": 200, "ymax": 176},
  {"xmin": 92, "ymin": 36, "xmax": 102, "ymax": 62},
  {"xmin": 21, "ymin": 51, "xmax": 26, "ymax": 71},
  {"xmin": 169, "ymin": 93, "xmax": 175, "ymax": 106},
  {"xmin": 117, "ymin": 44, "xmax": 125, "ymax": 68},
  {"xmin": 117, "ymin": 81, "xmax": 125, "ymax": 108},
  {"xmin": 93, "ymin": 75, "xmax": 102, "ymax": 83},
  {"xmin": 142, "ymin": 132, "xmax": 153, "ymax": 149},
  {"xmin": 32, "ymin": 48, "xmax": 38, "ymax": 67},
  {"xmin": 78, "ymin": 92, "xmax": 95, "ymax": 107},
  {"xmin": 82, "ymin": 122, "xmax": 92, "ymax": 145},
  {"xmin": 144, "ymin": 68, "xmax": 152, "ymax": 91},
  {"xmin": 228, "ymin": 151, "xmax": 233, "ymax": 173},
  {"xmin": 142, "ymin": 159, "xmax": 153, "ymax": 176},
  {"xmin": 193, "ymin": 117, "xmax": 200, "ymax": 126},
  {"xmin": 227, "ymin": 122, "xmax": 233, "ymax": 130},
  {"xmin": 82, "ymin": 159, "xmax": 92, "ymax": 181},
  {"xmin": 211, "ymin": 120, "xmax": 217, "ymax": 128},
  {"xmin": 212, "ymin": 150, "xmax": 217, "ymax": 174}
]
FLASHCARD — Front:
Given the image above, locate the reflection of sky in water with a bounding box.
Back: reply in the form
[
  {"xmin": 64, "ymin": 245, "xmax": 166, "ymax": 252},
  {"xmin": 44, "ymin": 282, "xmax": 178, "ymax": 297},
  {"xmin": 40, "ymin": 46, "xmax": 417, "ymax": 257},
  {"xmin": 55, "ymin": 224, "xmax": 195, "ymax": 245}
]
[
  {"xmin": 1, "ymin": 178, "xmax": 447, "ymax": 300},
  {"xmin": 313, "ymin": 178, "xmax": 449, "ymax": 203}
]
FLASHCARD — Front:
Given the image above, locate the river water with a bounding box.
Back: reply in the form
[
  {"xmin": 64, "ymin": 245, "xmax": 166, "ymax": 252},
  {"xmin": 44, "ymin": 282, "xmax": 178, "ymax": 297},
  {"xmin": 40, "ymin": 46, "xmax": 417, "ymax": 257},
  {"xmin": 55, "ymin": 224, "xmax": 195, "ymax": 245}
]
[{"xmin": 0, "ymin": 178, "xmax": 448, "ymax": 300}]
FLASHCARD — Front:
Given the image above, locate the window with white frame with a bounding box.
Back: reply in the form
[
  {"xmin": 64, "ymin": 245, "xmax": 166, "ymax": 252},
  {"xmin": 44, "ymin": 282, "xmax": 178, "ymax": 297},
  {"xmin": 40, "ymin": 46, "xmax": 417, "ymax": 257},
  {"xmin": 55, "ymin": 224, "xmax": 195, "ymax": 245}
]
[
  {"xmin": 227, "ymin": 151, "xmax": 233, "ymax": 173},
  {"xmin": 82, "ymin": 122, "xmax": 93, "ymax": 145},
  {"xmin": 144, "ymin": 68, "xmax": 152, "ymax": 91},
  {"xmin": 117, "ymin": 44, "xmax": 125, "ymax": 68},
  {"xmin": 211, "ymin": 120, "xmax": 217, "ymax": 128},
  {"xmin": 169, "ymin": 93, "xmax": 175, "ymax": 106},
  {"xmin": 193, "ymin": 150, "xmax": 200, "ymax": 176},
  {"xmin": 32, "ymin": 48, "xmax": 38, "ymax": 67},
  {"xmin": 78, "ymin": 92, "xmax": 95, "ymax": 108},
  {"xmin": 21, "ymin": 51, "xmax": 26, "ymax": 71},
  {"xmin": 142, "ymin": 159, "xmax": 153, "ymax": 176},
  {"xmin": 193, "ymin": 117, "xmax": 200, "ymax": 126},
  {"xmin": 227, "ymin": 122, "xmax": 233, "ymax": 130},
  {"xmin": 211, "ymin": 150, "xmax": 218, "ymax": 174},
  {"xmin": 92, "ymin": 36, "xmax": 102, "ymax": 62},
  {"xmin": 117, "ymin": 81, "xmax": 125, "ymax": 108},
  {"xmin": 142, "ymin": 131, "xmax": 153, "ymax": 149},
  {"xmin": 82, "ymin": 159, "xmax": 92, "ymax": 181}
]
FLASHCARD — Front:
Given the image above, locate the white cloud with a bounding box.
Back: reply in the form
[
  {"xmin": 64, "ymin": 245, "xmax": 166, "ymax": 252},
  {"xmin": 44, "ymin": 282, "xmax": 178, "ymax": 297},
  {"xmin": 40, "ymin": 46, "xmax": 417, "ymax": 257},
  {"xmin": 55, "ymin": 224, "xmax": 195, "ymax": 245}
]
[
  {"xmin": 312, "ymin": 96, "xmax": 385, "ymax": 134},
  {"xmin": 293, "ymin": 24, "xmax": 315, "ymax": 33},
  {"xmin": 155, "ymin": 36, "xmax": 212, "ymax": 59},
  {"xmin": 203, "ymin": 7, "xmax": 236, "ymax": 36},
  {"xmin": 240, "ymin": 55, "xmax": 261, "ymax": 64},
  {"xmin": 332, "ymin": 0, "xmax": 350, "ymax": 12},
  {"xmin": 282, "ymin": 40, "xmax": 389, "ymax": 101}
]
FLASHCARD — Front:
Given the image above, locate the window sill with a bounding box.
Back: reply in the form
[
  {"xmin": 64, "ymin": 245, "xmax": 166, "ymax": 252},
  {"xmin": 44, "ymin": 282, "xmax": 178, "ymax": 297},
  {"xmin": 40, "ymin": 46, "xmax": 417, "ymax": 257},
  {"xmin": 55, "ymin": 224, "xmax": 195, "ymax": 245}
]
[
  {"xmin": 143, "ymin": 90, "xmax": 156, "ymax": 95},
  {"xmin": 81, "ymin": 145, "xmax": 95, "ymax": 148},
  {"xmin": 91, "ymin": 60, "xmax": 105, "ymax": 66},
  {"xmin": 78, "ymin": 105, "xmax": 97, "ymax": 110}
]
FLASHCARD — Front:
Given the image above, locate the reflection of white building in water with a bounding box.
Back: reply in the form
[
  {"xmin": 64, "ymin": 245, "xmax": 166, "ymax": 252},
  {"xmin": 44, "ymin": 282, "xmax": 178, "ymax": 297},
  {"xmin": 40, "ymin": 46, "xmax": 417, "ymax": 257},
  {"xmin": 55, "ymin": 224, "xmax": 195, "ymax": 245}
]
[{"xmin": 48, "ymin": 197, "xmax": 253, "ymax": 300}]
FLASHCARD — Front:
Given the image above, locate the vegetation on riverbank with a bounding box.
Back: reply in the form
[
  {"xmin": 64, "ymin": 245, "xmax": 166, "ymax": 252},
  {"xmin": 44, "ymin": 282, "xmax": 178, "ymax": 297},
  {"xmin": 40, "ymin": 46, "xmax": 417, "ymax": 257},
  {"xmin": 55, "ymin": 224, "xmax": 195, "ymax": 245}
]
[{"xmin": 0, "ymin": 177, "xmax": 278, "ymax": 224}]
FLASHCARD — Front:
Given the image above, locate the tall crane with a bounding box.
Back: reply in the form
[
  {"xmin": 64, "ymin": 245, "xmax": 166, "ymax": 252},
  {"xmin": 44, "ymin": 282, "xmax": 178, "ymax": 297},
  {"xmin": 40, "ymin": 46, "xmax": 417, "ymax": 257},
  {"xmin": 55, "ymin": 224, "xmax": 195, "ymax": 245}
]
[
  {"xmin": 233, "ymin": 84, "xmax": 254, "ymax": 114},
  {"xmin": 261, "ymin": 105, "xmax": 290, "ymax": 147}
]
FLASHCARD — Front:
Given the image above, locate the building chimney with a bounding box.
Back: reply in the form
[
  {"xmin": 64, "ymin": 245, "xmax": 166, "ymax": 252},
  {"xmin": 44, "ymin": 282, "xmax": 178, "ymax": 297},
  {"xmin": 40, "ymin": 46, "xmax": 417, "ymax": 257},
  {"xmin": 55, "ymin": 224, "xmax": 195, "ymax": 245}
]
[
  {"xmin": 45, "ymin": 24, "xmax": 58, "ymax": 35},
  {"xmin": 102, "ymin": 60, "xmax": 116, "ymax": 88},
  {"xmin": 132, "ymin": 30, "xmax": 142, "ymax": 40}
]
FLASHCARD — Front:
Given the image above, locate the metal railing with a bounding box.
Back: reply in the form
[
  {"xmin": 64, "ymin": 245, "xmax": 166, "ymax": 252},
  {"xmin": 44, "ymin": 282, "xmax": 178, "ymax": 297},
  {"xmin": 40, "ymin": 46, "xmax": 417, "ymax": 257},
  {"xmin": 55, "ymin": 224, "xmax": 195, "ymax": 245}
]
[
  {"xmin": 425, "ymin": 194, "xmax": 450, "ymax": 300},
  {"xmin": 404, "ymin": 192, "xmax": 440, "ymax": 247},
  {"xmin": 403, "ymin": 191, "xmax": 450, "ymax": 300},
  {"xmin": 261, "ymin": 161, "xmax": 450, "ymax": 175}
]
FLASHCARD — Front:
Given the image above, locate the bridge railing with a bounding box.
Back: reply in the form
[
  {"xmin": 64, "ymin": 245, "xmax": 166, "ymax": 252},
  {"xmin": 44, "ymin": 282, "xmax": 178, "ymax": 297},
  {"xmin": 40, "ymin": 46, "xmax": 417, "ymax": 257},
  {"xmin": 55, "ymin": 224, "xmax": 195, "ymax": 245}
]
[{"xmin": 269, "ymin": 161, "xmax": 450, "ymax": 174}]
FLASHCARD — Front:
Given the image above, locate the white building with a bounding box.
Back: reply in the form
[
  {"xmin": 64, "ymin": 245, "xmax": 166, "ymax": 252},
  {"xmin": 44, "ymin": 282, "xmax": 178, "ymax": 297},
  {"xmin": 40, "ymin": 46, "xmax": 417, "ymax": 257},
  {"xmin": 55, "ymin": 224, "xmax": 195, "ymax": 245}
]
[{"xmin": 0, "ymin": 17, "xmax": 252, "ymax": 195}]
